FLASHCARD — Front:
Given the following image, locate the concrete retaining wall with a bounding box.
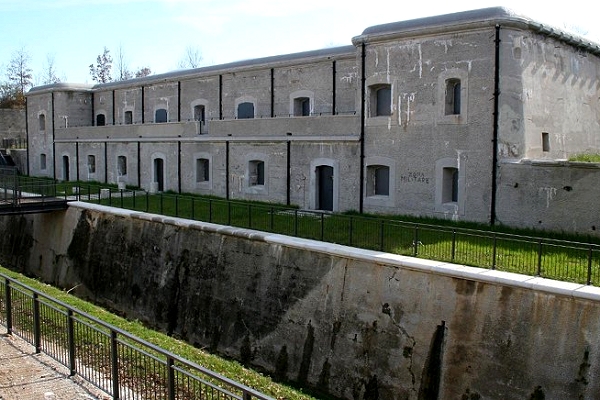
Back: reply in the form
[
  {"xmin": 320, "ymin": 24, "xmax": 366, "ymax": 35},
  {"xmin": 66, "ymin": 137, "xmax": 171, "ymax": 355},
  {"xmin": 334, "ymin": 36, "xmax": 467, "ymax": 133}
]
[{"xmin": 1, "ymin": 203, "xmax": 600, "ymax": 399}]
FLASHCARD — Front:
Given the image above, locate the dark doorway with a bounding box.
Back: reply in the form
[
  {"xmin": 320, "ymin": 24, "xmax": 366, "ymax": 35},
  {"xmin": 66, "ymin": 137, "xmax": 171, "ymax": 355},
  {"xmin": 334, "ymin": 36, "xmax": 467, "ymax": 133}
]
[
  {"xmin": 154, "ymin": 158, "xmax": 164, "ymax": 192},
  {"xmin": 316, "ymin": 165, "xmax": 334, "ymax": 211},
  {"xmin": 62, "ymin": 155, "xmax": 70, "ymax": 181}
]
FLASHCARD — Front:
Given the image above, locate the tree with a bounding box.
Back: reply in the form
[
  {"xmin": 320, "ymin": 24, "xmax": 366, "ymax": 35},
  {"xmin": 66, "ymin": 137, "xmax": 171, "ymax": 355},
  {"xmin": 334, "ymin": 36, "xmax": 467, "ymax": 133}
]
[
  {"xmin": 89, "ymin": 47, "xmax": 113, "ymax": 83},
  {"xmin": 178, "ymin": 45, "xmax": 203, "ymax": 69},
  {"xmin": 41, "ymin": 53, "xmax": 61, "ymax": 85},
  {"xmin": 2, "ymin": 47, "xmax": 32, "ymax": 108},
  {"xmin": 134, "ymin": 67, "xmax": 152, "ymax": 78},
  {"xmin": 115, "ymin": 45, "xmax": 133, "ymax": 81}
]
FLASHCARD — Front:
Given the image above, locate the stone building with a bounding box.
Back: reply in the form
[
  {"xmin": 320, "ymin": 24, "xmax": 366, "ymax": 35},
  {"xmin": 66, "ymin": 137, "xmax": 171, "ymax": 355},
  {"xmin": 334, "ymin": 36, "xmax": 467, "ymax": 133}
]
[{"xmin": 25, "ymin": 7, "xmax": 600, "ymax": 235}]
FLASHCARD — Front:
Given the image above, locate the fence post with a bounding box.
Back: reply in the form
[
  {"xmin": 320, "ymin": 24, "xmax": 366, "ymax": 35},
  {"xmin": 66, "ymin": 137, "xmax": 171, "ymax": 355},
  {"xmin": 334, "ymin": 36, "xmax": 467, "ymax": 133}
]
[
  {"xmin": 243, "ymin": 392, "xmax": 252, "ymax": 400},
  {"xmin": 167, "ymin": 356, "xmax": 176, "ymax": 400},
  {"xmin": 98, "ymin": 186, "xmax": 102, "ymax": 204},
  {"xmin": 270, "ymin": 206, "xmax": 274, "ymax": 231},
  {"xmin": 160, "ymin": 193, "xmax": 164, "ymax": 214},
  {"xmin": 33, "ymin": 293, "xmax": 41, "ymax": 353},
  {"xmin": 209, "ymin": 199, "xmax": 213, "ymax": 223},
  {"xmin": 248, "ymin": 204, "xmax": 252, "ymax": 228},
  {"xmin": 537, "ymin": 240, "xmax": 543, "ymax": 277},
  {"xmin": 132, "ymin": 190, "xmax": 136, "ymax": 209},
  {"xmin": 587, "ymin": 246, "xmax": 593, "ymax": 285},
  {"xmin": 191, "ymin": 198, "xmax": 195, "ymax": 220},
  {"xmin": 492, "ymin": 234, "xmax": 497, "ymax": 270},
  {"xmin": 413, "ymin": 226, "xmax": 419, "ymax": 256},
  {"xmin": 294, "ymin": 210, "xmax": 298, "ymax": 236},
  {"xmin": 320, "ymin": 213, "xmax": 324, "ymax": 241},
  {"xmin": 5, "ymin": 278, "xmax": 12, "ymax": 334},
  {"xmin": 379, "ymin": 220, "xmax": 385, "ymax": 251},
  {"xmin": 120, "ymin": 189, "xmax": 124, "ymax": 208},
  {"xmin": 227, "ymin": 202, "xmax": 231, "ymax": 225},
  {"xmin": 111, "ymin": 330, "xmax": 120, "ymax": 399},
  {"xmin": 349, "ymin": 217, "xmax": 353, "ymax": 246},
  {"xmin": 175, "ymin": 196, "xmax": 179, "ymax": 217},
  {"xmin": 146, "ymin": 191, "xmax": 149, "ymax": 212},
  {"xmin": 67, "ymin": 309, "xmax": 76, "ymax": 376},
  {"xmin": 451, "ymin": 230, "xmax": 456, "ymax": 261}
]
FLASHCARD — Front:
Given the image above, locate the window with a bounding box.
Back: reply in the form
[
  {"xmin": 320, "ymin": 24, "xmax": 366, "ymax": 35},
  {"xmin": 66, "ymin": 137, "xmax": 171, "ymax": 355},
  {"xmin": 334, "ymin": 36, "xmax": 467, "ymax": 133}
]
[
  {"xmin": 445, "ymin": 79, "xmax": 461, "ymax": 115},
  {"xmin": 124, "ymin": 111, "xmax": 133, "ymax": 125},
  {"xmin": 87, "ymin": 155, "xmax": 96, "ymax": 174},
  {"xmin": 39, "ymin": 114, "xmax": 46, "ymax": 131},
  {"xmin": 542, "ymin": 132, "xmax": 550, "ymax": 152},
  {"xmin": 40, "ymin": 153, "xmax": 47, "ymax": 170},
  {"xmin": 442, "ymin": 167, "xmax": 459, "ymax": 203},
  {"xmin": 196, "ymin": 158, "xmax": 209, "ymax": 182},
  {"xmin": 194, "ymin": 105, "xmax": 205, "ymax": 122},
  {"xmin": 370, "ymin": 84, "xmax": 391, "ymax": 117},
  {"xmin": 237, "ymin": 102, "xmax": 254, "ymax": 119},
  {"xmin": 249, "ymin": 160, "xmax": 265, "ymax": 186},
  {"xmin": 117, "ymin": 156, "xmax": 127, "ymax": 176},
  {"xmin": 294, "ymin": 97, "xmax": 310, "ymax": 116},
  {"xmin": 96, "ymin": 113, "xmax": 106, "ymax": 126},
  {"xmin": 367, "ymin": 165, "xmax": 390, "ymax": 196},
  {"xmin": 155, "ymin": 108, "xmax": 168, "ymax": 123}
]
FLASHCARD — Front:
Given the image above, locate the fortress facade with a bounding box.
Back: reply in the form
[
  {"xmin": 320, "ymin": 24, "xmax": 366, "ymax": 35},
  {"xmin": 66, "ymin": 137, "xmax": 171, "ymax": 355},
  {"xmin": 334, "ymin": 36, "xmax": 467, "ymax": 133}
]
[{"xmin": 25, "ymin": 7, "xmax": 600, "ymax": 234}]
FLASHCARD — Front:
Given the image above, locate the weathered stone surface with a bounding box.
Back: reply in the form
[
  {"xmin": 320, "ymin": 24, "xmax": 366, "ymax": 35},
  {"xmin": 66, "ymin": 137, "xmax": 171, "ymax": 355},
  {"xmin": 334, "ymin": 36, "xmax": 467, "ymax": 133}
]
[{"xmin": 1, "ymin": 202, "xmax": 600, "ymax": 399}]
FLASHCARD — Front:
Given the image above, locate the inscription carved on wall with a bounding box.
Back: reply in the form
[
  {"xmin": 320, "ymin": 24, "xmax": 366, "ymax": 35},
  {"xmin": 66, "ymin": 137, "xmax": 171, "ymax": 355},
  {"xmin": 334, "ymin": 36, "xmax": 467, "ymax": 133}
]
[{"xmin": 400, "ymin": 171, "xmax": 430, "ymax": 184}]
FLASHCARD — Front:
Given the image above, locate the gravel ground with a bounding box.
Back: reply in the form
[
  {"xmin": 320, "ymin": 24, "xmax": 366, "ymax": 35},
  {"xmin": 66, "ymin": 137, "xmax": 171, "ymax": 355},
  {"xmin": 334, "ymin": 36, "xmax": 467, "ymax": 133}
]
[{"xmin": 0, "ymin": 333, "xmax": 111, "ymax": 400}]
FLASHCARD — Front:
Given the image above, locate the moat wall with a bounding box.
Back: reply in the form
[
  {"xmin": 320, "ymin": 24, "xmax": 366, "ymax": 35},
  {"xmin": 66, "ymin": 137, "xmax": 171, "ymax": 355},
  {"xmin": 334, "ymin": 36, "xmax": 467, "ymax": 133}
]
[{"xmin": 1, "ymin": 202, "xmax": 600, "ymax": 399}]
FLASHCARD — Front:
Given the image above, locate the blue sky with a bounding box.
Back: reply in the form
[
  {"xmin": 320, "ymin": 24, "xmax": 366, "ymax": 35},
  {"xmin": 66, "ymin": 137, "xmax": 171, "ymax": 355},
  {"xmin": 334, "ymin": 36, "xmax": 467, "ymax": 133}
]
[{"xmin": 1, "ymin": 0, "xmax": 599, "ymax": 86}]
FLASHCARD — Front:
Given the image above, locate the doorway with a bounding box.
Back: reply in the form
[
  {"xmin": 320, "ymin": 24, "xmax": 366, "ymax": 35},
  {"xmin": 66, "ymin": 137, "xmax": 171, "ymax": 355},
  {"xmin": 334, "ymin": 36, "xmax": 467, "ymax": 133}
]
[
  {"xmin": 316, "ymin": 165, "xmax": 334, "ymax": 211},
  {"xmin": 154, "ymin": 158, "xmax": 164, "ymax": 192},
  {"xmin": 62, "ymin": 155, "xmax": 70, "ymax": 181}
]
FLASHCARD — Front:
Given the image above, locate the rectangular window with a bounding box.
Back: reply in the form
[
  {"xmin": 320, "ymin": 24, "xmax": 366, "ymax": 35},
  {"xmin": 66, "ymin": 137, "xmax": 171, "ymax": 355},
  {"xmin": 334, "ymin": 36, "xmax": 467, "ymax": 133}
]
[
  {"xmin": 40, "ymin": 153, "xmax": 47, "ymax": 170},
  {"xmin": 194, "ymin": 105, "xmax": 205, "ymax": 122},
  {"xmin": 118, "ymin": 156, "xmax": 127, "ymax": 176},
  {"xmin": 124, "ymin": 111, "xmax": 133, "ymax": 125},
  {"xmin": 294, "ymin": 97, "xmax": 310, "ymax": 116},
  {"xmin": 542, "ymin": 132, "xmax": 550, "ymax": 152},
  {"xmin": 87, "ymin": 155, "xmax": 96, "ymax": 174},
  {"xmin": 196, "ymin": 158, "xmax": 209, "ymax": 182},
  {"xmin": 238, "ymin": 102, "xmax": 254, "ymax": 119},
  {"xmin": 249, "ymin": 160, "xmax": 265, "ymax": 186},
  {"xmin": 370, "ymin": 85, "xmax": 391, "ymax": 117},
  {"xmin": 445, "ymin": 79, "xmax": 461, "ymax": 115},
  {"xmin": 367, "ymin": 165, "xmax": 390, "ymax": 196},
  {"xmin": 155, "ymin": 109, "xmax": 168, "ymax": 123},
  {"xmin": 39, "ymin": 114, "xmax": 46, "ymax": 131},
  {"xmin": 442, "ymin": 167, "xmax": 458, "ymax": 203}
]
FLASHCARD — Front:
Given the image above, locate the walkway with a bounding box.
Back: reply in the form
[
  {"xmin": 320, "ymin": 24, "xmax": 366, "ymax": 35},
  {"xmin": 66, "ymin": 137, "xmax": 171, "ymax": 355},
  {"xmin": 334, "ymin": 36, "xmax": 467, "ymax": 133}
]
[{"xmin": 0, "ymin": 333, "xmax": 110, "ymax": 400}]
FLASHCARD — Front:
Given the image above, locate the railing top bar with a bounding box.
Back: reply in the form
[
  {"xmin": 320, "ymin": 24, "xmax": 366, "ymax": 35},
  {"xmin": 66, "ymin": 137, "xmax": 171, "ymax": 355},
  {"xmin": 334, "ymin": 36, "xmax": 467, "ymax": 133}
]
[{"xmin": 0, "ymin": 272, "xmax": 275, "ymax": 400}]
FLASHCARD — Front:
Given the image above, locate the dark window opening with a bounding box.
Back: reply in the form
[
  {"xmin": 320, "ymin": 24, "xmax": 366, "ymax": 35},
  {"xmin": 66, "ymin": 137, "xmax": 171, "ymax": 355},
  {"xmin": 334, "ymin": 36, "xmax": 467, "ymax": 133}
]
[
  {"xmin": 194, "ymin": 105, "xmax": 205, "ymax": 122},
  {"xmin": 196, "ymin": 158, "xmax": 209, "ymax": 182},
  {"xmin": 96, "ymin": 114, "xmax": 106, "ymax": 126},
  {"xmin": 118, "ymin": 155, "xmax": 127, "ymax": 176},
  {"xmin": 294, "ymin": 97, "xmax": 310, "ymax": 116},
  {"xmin": 542, "ymin": 132, "xmax": 550, "ymax": 152},
  {"xmin": 124, "ymin": 111, "xmax": 133, "ymax": 125},
  {"xmin": 367, "ymin": 165, "xmax": 390, "ymax": 196},
  {"xmin": 40, "ymin": 153, "xmax": 47, "ymax": 170},
  {"xmin": 238, "ymin": 102, "xmax": 254, "ymax": 119},
  {"xmin": 445, "ymin": 79, "xmax": 461, "ymax": 115},
  {"xmin": 155, "ymin": 108, "xmax": 168, "ymax": 123},
  {"xmin": 88, "ymin": 155, "xmax": 96, "ymax": 174},
  {"xmin": 249, "ymin": 160, "xmax": 265, "ymax": 186},
  {"xmin": 442, "ymin": 167, "xmax": 459, "ymax": 203},
  {"xmin": 39, "ymin": 114, "xmax": 46, "ymax": 131}
]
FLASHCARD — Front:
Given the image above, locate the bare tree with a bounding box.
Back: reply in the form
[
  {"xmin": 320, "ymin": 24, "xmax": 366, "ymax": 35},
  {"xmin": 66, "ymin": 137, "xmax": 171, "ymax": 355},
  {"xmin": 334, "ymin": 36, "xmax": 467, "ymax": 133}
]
[
  {"xmin": 178, "ymin": 45, "xmax": 203, "ymax": 69},
  {"xmin": 7, "ymin": 47, "xmax": 33, "ymax": 95},
  {"xmin": 115, "ymin": 44, "xmax": 133, "ymax": 81},
  {"xmin": 89, "ymin": 47, "xmax": 113, "ymax": 83},
  {"xmin": 41, "ymin": 53, "xmax": 61, "ymax": 85},
  {"xmin": 134, "ymin": 67, "xmax": 152, "ymax": 78}
]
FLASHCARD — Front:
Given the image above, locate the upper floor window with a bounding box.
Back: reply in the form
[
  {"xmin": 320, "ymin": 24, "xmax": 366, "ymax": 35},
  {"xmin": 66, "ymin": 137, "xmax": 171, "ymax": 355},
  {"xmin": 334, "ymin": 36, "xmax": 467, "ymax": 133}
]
[
  {"xmin": 117, "ymin": 155, "xmax": 127, "ymax": 176},
  {"xmin": 155, "ymin": 108, "xmax": 168, "ymax": 123},
  {"xmin": 96, "ymin": 113, "xmax": 106, "ymax": 126},
  {"xmin": 366, "ymin": 165, "xmax": 390, "ymax": 196},
  {"xmin": 237, "ymin": 102, "xmax": 254, "ymax": 119},
  {"xmin": 370, "ymin": 84, "xmax": 391, "ymax": 117},
  {"xmin": 196, "ymin": 158, "xmax": 209, "ymax": 183},
  {"xmin": 442, "ymin": 167, "xmax": 459, "ymax": 203},
  {"xmin": 445, "ymin": 79, "xmax": 461, "ymax": 115},
  {"xmin": 88, "ymin": 155, "xmax": 96, "ymax": 174},
  {"xmin": 294, "ymin": 97, "xmax": 310, "ymax": 116},
  {"xmin": 39, "ymin": 114, "xmax": 46, "ymax": 131},
  {"xmin": 249, "ymin": 160, "xmax": 265, "ymax": 186},
  {"xmin": 194, "ymin": 105, "xmax": 205, "ymax": 123},
  {"xmin": 124, "ymin": 111, "xmax": 133, "ymax": 125}
]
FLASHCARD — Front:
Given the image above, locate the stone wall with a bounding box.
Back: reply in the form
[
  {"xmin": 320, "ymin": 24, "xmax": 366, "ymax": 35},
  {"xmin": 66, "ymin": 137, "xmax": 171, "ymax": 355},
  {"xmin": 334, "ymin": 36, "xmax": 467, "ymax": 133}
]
[
  {"xmin": 0, "ymin": 109, "xmax": 26, "ymax": 144},
  {"xmin": 1, "ymin": 203, "xmax": 599, "ymax": 399}
]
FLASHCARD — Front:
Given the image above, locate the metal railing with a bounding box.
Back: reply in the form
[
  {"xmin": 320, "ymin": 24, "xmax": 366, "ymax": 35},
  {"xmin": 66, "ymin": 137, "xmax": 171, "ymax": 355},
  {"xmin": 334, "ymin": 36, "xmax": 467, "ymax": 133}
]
[
  {"xmin": 0, "ymin": 273, "xmax": 274, "ymax": 400},
  {"xmin": 0, "ymin": 168, "xmax": 67, "ymax": 213},
  {"xmin": 50, "ymin": 185, "xmax": 600, "ymax": 286}
]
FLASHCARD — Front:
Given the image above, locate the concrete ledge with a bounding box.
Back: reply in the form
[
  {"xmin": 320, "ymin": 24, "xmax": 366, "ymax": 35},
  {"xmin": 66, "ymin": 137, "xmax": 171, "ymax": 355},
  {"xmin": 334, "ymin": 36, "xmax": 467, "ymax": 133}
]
[{"xmin": 68, "ymin": 201, "xmax": 600, "ymax": 302}]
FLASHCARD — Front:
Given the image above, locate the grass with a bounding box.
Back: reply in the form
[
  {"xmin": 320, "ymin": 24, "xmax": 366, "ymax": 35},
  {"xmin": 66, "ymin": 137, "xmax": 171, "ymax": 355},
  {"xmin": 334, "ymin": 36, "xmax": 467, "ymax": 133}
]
[
  {"xmin": 0, "ymin": 266, "xmax": 317, "ymax": 400},
  {"xmin": 568, "ymin": 153, "xmax": 600, "ymax": 163}
]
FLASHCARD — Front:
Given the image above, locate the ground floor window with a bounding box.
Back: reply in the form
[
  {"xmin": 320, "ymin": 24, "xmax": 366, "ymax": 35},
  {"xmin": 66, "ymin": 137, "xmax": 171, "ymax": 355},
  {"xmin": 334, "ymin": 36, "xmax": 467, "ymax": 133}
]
[{"xmin": 367, "ymin": 165, "xmax": 390, "ymax": 196}]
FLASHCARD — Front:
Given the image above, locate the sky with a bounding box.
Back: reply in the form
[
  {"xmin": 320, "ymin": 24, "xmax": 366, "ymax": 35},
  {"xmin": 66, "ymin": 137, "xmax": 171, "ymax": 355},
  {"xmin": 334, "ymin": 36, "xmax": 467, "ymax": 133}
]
[{"xmin": 1, "ymin": 0, "xmax": 599, "ymax": 86}]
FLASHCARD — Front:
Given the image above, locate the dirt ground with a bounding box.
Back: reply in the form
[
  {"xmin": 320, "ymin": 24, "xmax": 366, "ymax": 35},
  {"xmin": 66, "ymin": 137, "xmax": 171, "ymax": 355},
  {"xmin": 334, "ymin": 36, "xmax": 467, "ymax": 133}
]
[{"xmin": 0, "ymin": 333, "xmax": 110, "ymax": 400}]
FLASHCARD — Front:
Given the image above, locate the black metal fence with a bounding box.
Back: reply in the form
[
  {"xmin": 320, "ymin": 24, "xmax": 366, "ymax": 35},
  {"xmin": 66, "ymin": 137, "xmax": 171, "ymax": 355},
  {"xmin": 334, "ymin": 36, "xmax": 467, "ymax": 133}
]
[
  {"xmin": 50, "ymin": 185, "xmax": 600, "ymax": 286},
  {"xmin": 0, "ymin": 273, "xmax": 274, "ymax": 400}
]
